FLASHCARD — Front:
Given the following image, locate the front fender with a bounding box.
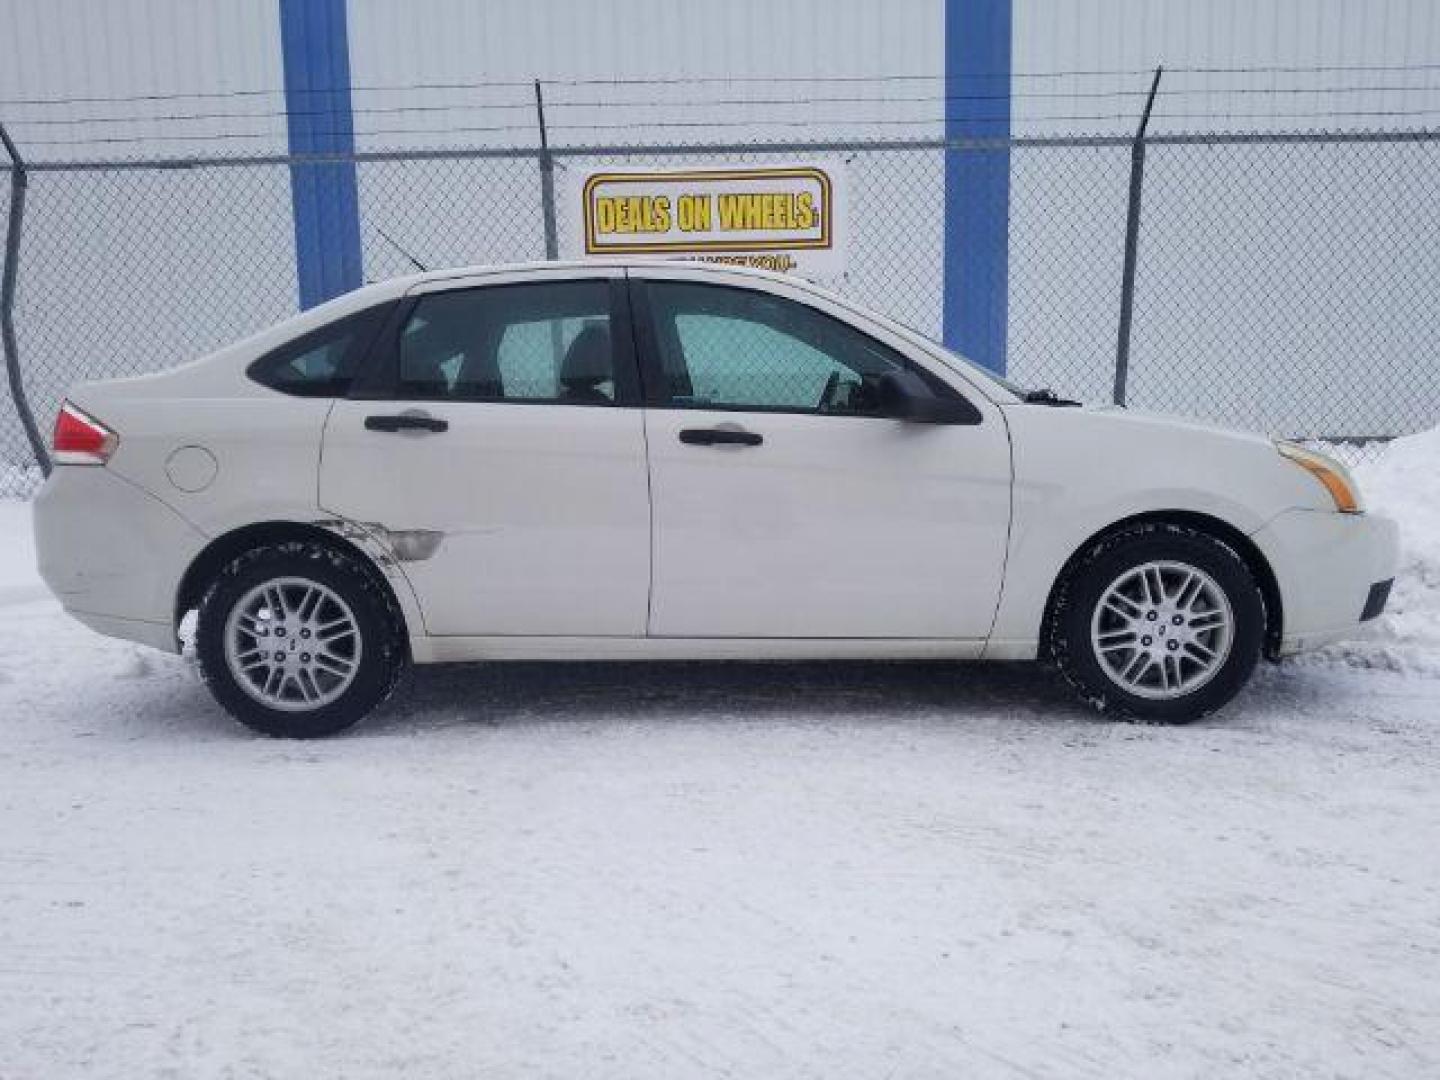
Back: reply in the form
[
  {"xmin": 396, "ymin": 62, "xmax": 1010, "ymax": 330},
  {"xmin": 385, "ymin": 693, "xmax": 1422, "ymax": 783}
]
[
  {"xmin": 985, "ymin": 486, "xmax": 1267, "ymax": 657},
  {"xmin": 983, "ymin": 404, "xmax": 1323, "ymax": 658}
]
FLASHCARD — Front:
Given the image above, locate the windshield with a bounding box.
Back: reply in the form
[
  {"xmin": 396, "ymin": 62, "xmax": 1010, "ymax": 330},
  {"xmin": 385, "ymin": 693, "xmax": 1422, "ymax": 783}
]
[
  {"xmin": 859, "ymin": 308, "xmax": 1028, "ymax": 401},
  {"xmin": 871, "ymin": 313, "xmax": 1088, "ymax": 404},
  {"xmin": 750, "ymin": 271, "xmax": 1040, "ymax": 404}
]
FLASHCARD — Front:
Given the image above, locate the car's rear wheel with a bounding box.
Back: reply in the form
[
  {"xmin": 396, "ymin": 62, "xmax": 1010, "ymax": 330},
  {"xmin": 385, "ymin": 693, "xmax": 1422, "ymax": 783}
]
[
  {"xmin": 1047, "ymin": 523, "xmax": 1264, "ymax": 723},
  {"xmin": 196, "ymin": 542, "xmax": 406, "ymax": 737}
]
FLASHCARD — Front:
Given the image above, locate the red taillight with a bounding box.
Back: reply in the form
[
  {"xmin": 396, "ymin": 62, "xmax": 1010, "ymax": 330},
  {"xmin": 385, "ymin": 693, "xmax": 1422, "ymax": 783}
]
[{"xmin": 53, "ymin": 402, "xmax": 119, "ymax": 465}]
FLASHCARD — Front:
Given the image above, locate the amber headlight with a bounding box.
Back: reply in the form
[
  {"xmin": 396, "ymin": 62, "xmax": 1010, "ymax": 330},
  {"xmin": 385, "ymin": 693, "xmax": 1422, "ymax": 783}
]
[{"xmin": 1275, "ymin": 440, "xmax": 1363, "ymax": 513}]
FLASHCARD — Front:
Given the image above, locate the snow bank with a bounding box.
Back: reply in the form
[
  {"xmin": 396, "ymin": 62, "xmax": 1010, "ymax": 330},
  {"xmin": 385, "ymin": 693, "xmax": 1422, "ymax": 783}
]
[{"xmin": 1317, "ymin": 428, "xmax": 1440, "ymax": 676}]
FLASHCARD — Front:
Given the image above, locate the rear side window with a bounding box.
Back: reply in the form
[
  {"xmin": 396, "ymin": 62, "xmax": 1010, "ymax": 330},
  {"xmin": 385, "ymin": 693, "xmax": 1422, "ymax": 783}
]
[
  {"xmin": 394, "ymin": 280, "xmax": 617, "ymax": 404},
  {"xmin": 247, "ymin": 304, "xmax": 392, "ymax": 397}
]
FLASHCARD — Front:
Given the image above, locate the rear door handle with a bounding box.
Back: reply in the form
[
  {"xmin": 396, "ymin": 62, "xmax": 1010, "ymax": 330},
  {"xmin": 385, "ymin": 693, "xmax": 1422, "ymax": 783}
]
[
  {"xmin": 365, "ymin": 413, "xmax": 449, "ymax": 434},
  {"xmin": 679, "ymin": 427, "xmax": 763, "ymax": 447}
]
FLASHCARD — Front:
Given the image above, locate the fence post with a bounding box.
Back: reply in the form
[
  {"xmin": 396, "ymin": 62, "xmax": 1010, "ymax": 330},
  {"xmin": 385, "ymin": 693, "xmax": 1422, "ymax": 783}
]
[
  {"xmin": 0, "ymin": 122, "xmax": 49, "ymax": 478},
  {"xmin": 534, "ymin": 80, "xmax": 559, "ymax": 261},
  {"xmin": 1112, "ymin": 66, "xmax": 1163, "ymax": 407}
]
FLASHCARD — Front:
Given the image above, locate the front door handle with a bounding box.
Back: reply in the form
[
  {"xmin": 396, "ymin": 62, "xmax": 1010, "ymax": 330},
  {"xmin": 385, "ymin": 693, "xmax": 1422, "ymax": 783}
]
[
  {"xmin": 679, "ymin": 427, "xmax": 763, "ymax": 447},
  {"xmin": 365, "ymin": 413, "xmax": 449, "ymax": 434}
]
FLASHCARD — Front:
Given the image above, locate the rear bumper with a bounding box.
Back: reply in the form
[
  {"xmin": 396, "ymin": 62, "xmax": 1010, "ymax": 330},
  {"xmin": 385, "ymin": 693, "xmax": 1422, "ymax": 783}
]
[
  {"xmin": 69, "ymin": 609, "xmax": 182, "ymax": 652},
  {"xmin": 33, "ymin": 466, "xmax": 208, "ymax": 653},
  {"xmin": 1250, "ymin": 509, "xmax": 1400, "ymax": 656}
]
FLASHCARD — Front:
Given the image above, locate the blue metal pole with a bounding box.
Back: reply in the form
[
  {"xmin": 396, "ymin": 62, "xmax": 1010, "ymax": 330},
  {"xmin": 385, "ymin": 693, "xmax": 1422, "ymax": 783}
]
[
  {"xmin": 279, "ymin": 0, "xmax": 363, "ymax": 309},
  {"xmin": 942, "ymin": 0, "xmax": 1012, "ymax": 373}
]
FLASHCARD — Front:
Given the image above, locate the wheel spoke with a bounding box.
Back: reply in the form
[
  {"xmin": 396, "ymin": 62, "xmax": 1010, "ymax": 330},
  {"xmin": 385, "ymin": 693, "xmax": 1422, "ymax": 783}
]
[
  {"xmin": 1098, "ymin": 626, "xmax": 1139, "ymax": 654},
  {"xmin": 296, "ymin": 668, "xmax": 321, "ymax": 703},
  {"xmin": 1103, "ymin": 594, "xmax": 1144, "ymax": 619},
  {"xmin": 1154, "ymin": 566, "xmax": 1176, "ymax": 603},
  {"xmin": 1184, "ymin": 639, "xmax": 1218, "ymax": 662},
  {"xmin": 1189, "ymin": 609, "xmax": 1227, "ymax": 631},
  {"xmin": 1120, "ymin": 650, "xmax": 1149, "ymax": 684},
  {"xmin": 314, "ymin": 650, "xmax": 356, "ymax": 677},
  {"xmin": 1176, "ymin": 571, "xmax": 1203, "ymax": 610},
  {"xmin": 265, "ymin": 584, "xmax": 289, "ymax": 622},
  {"xmin": 316, "ymin": 615, "xmax": 355, "ymax": 639},
  {"xmin": 1136, "ymin": 570, "xmax": 1154, "ymax": 606},
  {"xmin": 294, "ymin": 585, "xmax": 320, "ymax": 623}
]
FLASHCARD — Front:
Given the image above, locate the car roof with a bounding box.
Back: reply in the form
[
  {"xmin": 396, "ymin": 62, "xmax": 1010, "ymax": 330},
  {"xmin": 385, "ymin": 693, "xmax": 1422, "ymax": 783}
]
[
  {"xmin": 313, "ymin": 258, "xmax": 844, "ymax": 325},
  {"xmin": 258, "ymin": 259, "xmax": 845, "ymax": 361},
  {"xmin": 382, "ymin": 257, "xmax": 804, "ymax": 292}
]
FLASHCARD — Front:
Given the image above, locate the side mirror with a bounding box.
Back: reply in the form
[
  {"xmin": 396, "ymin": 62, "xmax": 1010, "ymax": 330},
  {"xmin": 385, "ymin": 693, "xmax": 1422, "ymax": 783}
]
[{"xmin": 876, "ymin": 371, "xmax": 980, "ymax": 425}]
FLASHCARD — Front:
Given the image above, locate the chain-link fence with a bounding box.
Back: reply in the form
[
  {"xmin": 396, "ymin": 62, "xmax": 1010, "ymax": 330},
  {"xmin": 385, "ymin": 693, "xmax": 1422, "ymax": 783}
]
[{"xmin": 2, "ymin": 128, "xmax": 1436, "ymax": 497}]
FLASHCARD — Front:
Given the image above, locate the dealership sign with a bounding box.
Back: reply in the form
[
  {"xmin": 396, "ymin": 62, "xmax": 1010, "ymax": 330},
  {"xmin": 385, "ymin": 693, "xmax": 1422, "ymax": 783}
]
[{"xmin": 567, "ymin": 163, "xmax": 847, "ymax": 277}]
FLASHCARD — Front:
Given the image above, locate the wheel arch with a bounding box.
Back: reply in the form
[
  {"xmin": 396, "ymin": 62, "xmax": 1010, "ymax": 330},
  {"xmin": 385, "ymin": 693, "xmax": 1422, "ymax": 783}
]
[
  {"xmin": 1040, "ymin": 510, "xmax": 1284, "ymax": 661},
  {"xmin": 175, "ymin": 520, "xmax": 420, "ymax": 647}
]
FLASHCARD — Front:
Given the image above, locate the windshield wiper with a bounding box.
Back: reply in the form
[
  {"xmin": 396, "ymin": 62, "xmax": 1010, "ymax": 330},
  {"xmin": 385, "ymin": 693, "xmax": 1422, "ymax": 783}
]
[{"xmin": 1022, "ymin": 387, "xmax": 1082, "ymax": 407}]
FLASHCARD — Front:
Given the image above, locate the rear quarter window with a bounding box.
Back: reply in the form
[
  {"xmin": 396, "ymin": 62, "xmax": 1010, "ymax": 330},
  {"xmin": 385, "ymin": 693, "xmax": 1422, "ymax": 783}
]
[{"xmin": 247, "ymin": 304, "xmax": 392, "ymax": 397}]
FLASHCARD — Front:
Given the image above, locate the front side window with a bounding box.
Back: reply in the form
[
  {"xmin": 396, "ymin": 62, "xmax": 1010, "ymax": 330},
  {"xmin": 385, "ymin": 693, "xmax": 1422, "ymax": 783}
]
[
  {"xmin": 395, "ymin": 280, "xmax": 616, "ymax": 404},
  {"xmin": 644, "ymin": 281, "xmax": 953, "ymax": 416}
]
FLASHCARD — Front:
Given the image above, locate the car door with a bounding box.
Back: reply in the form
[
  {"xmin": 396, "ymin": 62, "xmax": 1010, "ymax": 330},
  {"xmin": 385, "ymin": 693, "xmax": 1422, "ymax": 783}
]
[
  {"xmin": 632, "ymin": 269, "xmax": 1012, "ymax": 640},
  {"xmin": 319, "ymin": 269, "xmax": 651, "ymax": 637}
]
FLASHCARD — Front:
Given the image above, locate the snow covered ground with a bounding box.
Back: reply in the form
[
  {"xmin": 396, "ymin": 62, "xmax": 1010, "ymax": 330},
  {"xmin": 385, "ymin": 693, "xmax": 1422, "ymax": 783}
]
[{"xmin": 2, "ymin": 439, "xmax": 1439, "ymax": 1079}]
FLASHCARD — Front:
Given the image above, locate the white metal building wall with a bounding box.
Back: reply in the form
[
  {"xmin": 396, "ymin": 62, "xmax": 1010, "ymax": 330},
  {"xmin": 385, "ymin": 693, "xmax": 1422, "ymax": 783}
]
[
  {"xmin": 0, "ymin": 0, "xmax": 287, "ymax": 159},
  {"xmin": 13, "ymin": 0, "xmax": 1432, "ymax": 152},
  {"xmin": 1004, "ymin": 0, "xmax": 1440, "ymax": 434},
  {"xmin": 1013, "ymin": 0, "xmax": 1440, "ymax": 134},
  {"xmin": 3, "ymin": 2, "xmax": 1437, "ymax": 157},
  {"xmin": 343, "ymin": 0, "xmax": 944, "ymax": 150}
]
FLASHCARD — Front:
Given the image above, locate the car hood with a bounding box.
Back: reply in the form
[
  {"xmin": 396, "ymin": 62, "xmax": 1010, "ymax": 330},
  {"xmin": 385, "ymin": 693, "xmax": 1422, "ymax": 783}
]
[
  {"xmin": 1013, "ymin": 406, "xmax": 1272, "ymax": 452},
  {"xmin": 997, "ymin": 401, "xmax": 1333, "ymax": 525}
]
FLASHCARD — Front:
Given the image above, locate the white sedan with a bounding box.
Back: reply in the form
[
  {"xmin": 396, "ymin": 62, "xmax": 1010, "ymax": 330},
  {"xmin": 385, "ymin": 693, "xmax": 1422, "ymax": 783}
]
[{"xmin": 34, "ymin": 261, "xmax": 1397, "ymax": 737}]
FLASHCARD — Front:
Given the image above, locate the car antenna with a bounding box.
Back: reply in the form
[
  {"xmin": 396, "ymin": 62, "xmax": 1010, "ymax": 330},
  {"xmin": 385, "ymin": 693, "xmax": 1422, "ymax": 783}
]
[{"xmin": 371, "ymin": 225, "xmax": 429, "ymax": 272}]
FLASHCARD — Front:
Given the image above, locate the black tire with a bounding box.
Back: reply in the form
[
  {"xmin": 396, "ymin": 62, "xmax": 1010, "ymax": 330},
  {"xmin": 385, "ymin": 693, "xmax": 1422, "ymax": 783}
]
[
  {"xmin": 195, "ymin": 541, "xmax": 408, "ymax": 737},
  {"xmin": 1045, "ymin": 523, "xmax": 1264, "ymax": 723}
]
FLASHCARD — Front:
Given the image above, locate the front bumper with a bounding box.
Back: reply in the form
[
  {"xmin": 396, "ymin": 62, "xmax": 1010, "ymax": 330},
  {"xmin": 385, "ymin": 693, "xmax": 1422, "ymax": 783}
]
[
  {"xmin": 33, "ymin": 466, "xmax": 208, "ymax": 653},
  {"xmin": 1250, "ymin": 508, "xmax": 1400, "ymax": 656}
]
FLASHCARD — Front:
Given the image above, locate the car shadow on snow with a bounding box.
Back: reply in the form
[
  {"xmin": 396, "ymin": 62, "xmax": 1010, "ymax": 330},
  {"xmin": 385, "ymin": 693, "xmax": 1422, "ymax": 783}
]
[
  {"xmin": 112, "ymin": 650, "xmax": 1377, "ymax": 741},
  {"xmin": 369, "ymin": 659, "xmax": 1094, "ymax": 734},
  {"xmin": 360, "ymin": 657, "xmax": 1399, "ymax": 739}
]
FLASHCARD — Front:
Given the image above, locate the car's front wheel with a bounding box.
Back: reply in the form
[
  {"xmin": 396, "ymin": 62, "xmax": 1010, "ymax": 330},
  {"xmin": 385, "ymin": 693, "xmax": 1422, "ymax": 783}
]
[
  {"xmin": 1047, "ymin": 523, "xmax": 1265, "ymax": 722},
  {"xmin": 195, "ymin": 542, "xmax": 407, "ymax": 737}
]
